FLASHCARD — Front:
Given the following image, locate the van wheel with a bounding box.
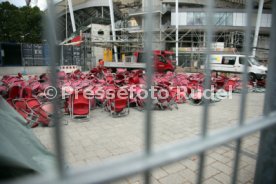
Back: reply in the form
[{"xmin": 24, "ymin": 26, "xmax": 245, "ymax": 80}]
[{"xmin": 249, "ymin": 73, "xmax": 256, "ymax": 82}]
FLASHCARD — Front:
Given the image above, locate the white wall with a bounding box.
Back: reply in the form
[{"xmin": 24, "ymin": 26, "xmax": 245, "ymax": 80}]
[
  {"xmin": 0, "ymin": 66, "xmax": 49, "ymax": 75},
  {"xmin": 171, "ymin": 12, "xmax": 272, "ymax": 28},
  {"xmin": 90, "ymin": 24, "xmax": 111, "ymax": 62}
]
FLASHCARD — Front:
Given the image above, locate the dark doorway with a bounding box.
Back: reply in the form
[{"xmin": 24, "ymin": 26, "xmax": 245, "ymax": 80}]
[{"xmin": 1, "ymin": 43, "xmax": 22, "ymax": 66}]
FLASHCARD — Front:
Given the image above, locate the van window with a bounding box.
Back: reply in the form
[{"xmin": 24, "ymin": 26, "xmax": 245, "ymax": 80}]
[
  {"xmin": 239, "ymin": 57, "xmax": 252, "ymax": 66},
  {"xmin": 222, "ymin": 56, "xmax": 236, "ymax": 65},
  {"xmin": 249, "ymin": 58, "xmax": 261, "ymax": 66},
  {"xmin": 239, "ymin": 57, "xmax": 246, "ymax": 65}
]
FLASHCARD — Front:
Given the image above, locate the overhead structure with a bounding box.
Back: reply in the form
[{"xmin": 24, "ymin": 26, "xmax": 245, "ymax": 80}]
[
  {"xmin": 25, "ymin": 0, "xmax": 31, "ymax": 6},
  {"xmin": 51, "ymin": 0, "xmax": 272, "ymax": 66},
  {"xmin": 124, "ymin": 0, "xmax": 272, "ymax": 68},
  {"xmin": 67, "ymin": 0, "xmax": 76, "ymax": 32},
  {"xmin": 55, "ymin": 0, "xmax": 123, "ymax": 40}
]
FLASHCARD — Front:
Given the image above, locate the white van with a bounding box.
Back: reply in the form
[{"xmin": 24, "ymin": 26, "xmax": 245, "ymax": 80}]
[{"xmin": 205, "ymin": 54, "xmax": 267, "ymax": 80}]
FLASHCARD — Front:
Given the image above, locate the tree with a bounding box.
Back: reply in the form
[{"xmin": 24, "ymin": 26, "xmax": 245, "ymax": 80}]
[{"xmin": 0, "ymin": 2, "xmax": 44, "ymax": 43}]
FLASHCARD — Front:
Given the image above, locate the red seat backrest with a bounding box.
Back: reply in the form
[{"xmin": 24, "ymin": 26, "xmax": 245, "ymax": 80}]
[
  {"xmin": 8, "ymin": 85, "xmax": 21, "ymax": 99},
  {"xmin": 72, "ymin": 92, "xmax": 89, "ymax": 105},
  {"xmin": 26, "ymin": 98, "xmax": 41, "ymax": 109},
  {"xmin": 22, "ymin": 87, "xmax": 33, "ymax": 98}
]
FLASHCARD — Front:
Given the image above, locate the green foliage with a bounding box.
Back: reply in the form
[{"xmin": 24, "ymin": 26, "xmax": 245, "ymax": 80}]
[{"xmin": 0, "ymin": 2, "xmax": 44, "ymax": 43}]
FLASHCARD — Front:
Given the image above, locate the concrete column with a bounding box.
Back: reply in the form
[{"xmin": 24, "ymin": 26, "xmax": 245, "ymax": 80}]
[
  {"xmin": 109, "ymin": 0, "xmax": 118, "ymax": 62},
  {"xmin": 175, "ymin": 0, "xmax": 179, "ymax": 66},
  {"xmin": 252, "ymin": 0, "xmax": 264, "ymax": 57},
  {"xmin": 254, "ymin": 1, "xmax": 276, "ymax": 183},
  {"xmin": 67, "ymin": 0, "xmax": 76, "ymax": 32},
  {"xmin": 142, "ymin": 0, "xmax": 165, "ymax": 50}
]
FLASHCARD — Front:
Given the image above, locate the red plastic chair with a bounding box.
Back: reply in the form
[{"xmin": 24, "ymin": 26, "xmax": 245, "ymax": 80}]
[
  {"xmin": 128, "ymin": 85, "xmax": 146, "ymax": 111},
  {"xmin": 105, "ymin": 74, "xmax": 114, "ymax": 84},
  {"xmin": 170, "ymin": 86, "xmax": 186, "ymax": 104},
  {"xmin": 13, "ymin": 99, "xmax": 39, "ymax": 128},
  {"xmin": 105, "ymin": 87, "xmax": 129, "ymax": 117},
  {"xmin": 115, "ymin": 73, "xmax": 125, "ymax": 85},
  {"xmin": 71, "ymin": 91, "xmax": 90, "ymax": 119},
  {"xmin": 189, "ymin": 85, "xmax": 204, "ymax": 105},
  {"xmin": 21, "ymin": 86, "xmax": 33, "ymax": 98},
  {"xmin": 224, "ymin": 79, "xmax": 238, "ymax": 92},
  {"xmin": 6, "ymin": 85, "xmax": 21, "ymax": 106},
  {"xmin": 152, "ymin": 85, "xmax": 177, "ymax": 110},
  {"xmin": 26, "ymin": 98, "xmax": 51, "ymax": 126},
  {"xmin": 8, "ymin": 85, "xmax": 21, "ymax": 99}
]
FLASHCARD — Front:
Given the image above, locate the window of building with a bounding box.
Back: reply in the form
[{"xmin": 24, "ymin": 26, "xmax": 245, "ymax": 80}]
[
  {"xmin": 98, "ymin": 30, "xmax": 104, "ymax": 35},
  {"xmin": 187, "ymin": 12, "xmax": 194, "ymax": 25},
  {"xmin": 226, "ymin": 13, "xmax": 233, "ymax": 26},
  {"xmin": 214, "ymin": 13, "xmax": 226, "ymax": 26},
  {"xmin": 194, "ymin": 12, "xmax": 205, "ymax": 25}
]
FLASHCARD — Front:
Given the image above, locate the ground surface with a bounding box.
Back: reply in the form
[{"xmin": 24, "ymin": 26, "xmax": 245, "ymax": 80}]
[{"xmin": 33, "ymin": 93, "xmax": 265, "ymax": 184}]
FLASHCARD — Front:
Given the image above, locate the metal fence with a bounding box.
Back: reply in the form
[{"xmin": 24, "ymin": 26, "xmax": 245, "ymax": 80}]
[{"xmin": 8, "ymin": 0, "xmax": 276, "ymax": 184}]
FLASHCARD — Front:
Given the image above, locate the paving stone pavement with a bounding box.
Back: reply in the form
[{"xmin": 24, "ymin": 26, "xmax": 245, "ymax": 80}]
[{"xmin": 33, "ymin": 93, "xmax": 264, "ymax": 184}]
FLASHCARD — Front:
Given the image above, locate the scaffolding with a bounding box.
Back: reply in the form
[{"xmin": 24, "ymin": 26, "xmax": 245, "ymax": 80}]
[
  {"xmin": 56, "ymin": 0, "xmax": 270, "ymax": 66},
  {"xmin": 110, "ymin": 0, "xmax": 271, "ymax": 68}
]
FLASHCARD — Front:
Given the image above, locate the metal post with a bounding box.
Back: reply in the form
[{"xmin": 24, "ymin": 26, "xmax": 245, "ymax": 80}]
[
  {"xmin": 144, "ymin": 0, "xmax": 153, "ymax": 183},
  {"xmin": 175, "ymin": 0, "xmax": 179, "ymax": 66},
  {"xmin": 109, "ymin": 0, "xmax": 119, "ymax": 62},
  {"xmin": 45, "ymin": 0, "xmax": 66, "ymax": 178},
  {"xmin": 252, "ymin": 0, "xmax": 264, "ymax": 57},
  {"xmin": 254, "ymin": 1, "xmax": 276, "ymax": 183},
  {"xmin": 61, "ymin": 45, "xmax": 64, "ymax": 65},
  {"xmin": 231, "ymin": 1, "xmax": 253, "ymax": 183},
  {"xmin": 67, "ymin": 0, "xmax": 76, "ymax": 32},
  {"xmin": 20, "ymin": 43, "xmax": 26, "ymax": 73},
  {"xmin": 91, "ymin": 22, "xmax": 96, "ymax": 69},
  {"xmin": 65, "ymin": 0, "xmax": 68, "ymax": 39},
  {"xmin": 196, "ymin": 0, "xmax": 214, "ymax": 183}
]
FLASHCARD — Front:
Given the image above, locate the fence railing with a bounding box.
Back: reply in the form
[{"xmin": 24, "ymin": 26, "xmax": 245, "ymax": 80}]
[{"xmin": 5, "ymin": 0, "xmax": 276, "ymax": 184}]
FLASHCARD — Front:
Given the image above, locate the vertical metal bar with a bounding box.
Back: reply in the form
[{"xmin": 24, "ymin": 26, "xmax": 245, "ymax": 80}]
[
  {"xmin": 109, "ymin": 0, "xmax": 119, "ymax": 63},
  {"xmin": 231, "ymin": 1, "xmax": 253, "ymax": 184},
  {"xmin": 254, "ymin": 1, "xmax": 276, "ymax": 183},
  {"xmin": 45, "ymin": 0, "xmax": 66, "ymax": 178},
  {"xmin": 67, "ymin": 0, "xmax": 76, "ymax": 32},
  {"xmin": 196, "ymin": 1, "xmax": 214, "ymax": 184},
  {"xmin": 144, "ymin": 0, "xmax": 154, "ymax": 183},
  {"xmin": 61, "ymin": 45, "xmax": 64, "ymax": 65},
  {"xmin": 65, "ymin": 0, "xmax": 68, "ymax": 39},
  {"xmin": 175, "ymin": 0, "xmax": 179, "ymax": 66},
  {"xmin": 252, "ymin": 0, "xmax": 264, "ymax": 57}
]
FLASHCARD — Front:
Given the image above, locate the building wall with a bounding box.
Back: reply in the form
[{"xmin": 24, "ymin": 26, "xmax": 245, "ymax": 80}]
[
  {"xmin": 0, "ymin": 66, "xmax": 49, "ymax": 75},
  {"xmin": 171, "ymin": 12, "xmax": 272, "ymax": 27},
  {"xmin": 90, "ymin": 24, "xmax": 111, "ymax": 62}
]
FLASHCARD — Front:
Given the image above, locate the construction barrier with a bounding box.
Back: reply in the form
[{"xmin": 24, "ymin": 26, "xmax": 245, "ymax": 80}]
[{"xmin": 59, "ymin": 65, "xmax": 81, "ymax": 73}]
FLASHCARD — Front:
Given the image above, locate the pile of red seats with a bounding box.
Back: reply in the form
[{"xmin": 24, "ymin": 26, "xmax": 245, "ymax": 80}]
[
  {"xmin": 0, "ymin": 73, "xmax": 53, "ymax": 128},
  {"xmin": 0, "ymin": 67, "xmax": 265, "ymax": 128}
]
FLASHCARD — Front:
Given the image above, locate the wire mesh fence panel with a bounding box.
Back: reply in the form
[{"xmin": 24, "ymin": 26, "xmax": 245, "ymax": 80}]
[{"xmin": 4, "ymin": 0, "xmax": 276, "ymax": 184}]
